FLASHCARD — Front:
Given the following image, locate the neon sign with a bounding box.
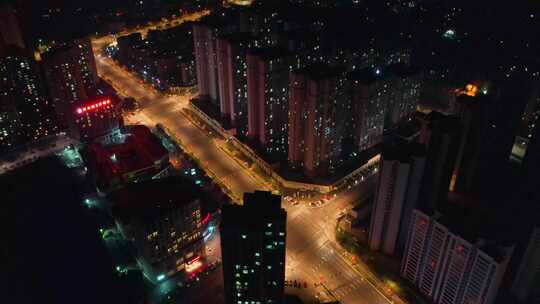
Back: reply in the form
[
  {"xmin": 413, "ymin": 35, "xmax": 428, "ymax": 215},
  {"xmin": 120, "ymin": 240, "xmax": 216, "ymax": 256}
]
[
  {"xmin": 185, "ymin": 256, "xmax": 203, "ymax": 273},
  {"xmin": 76, "ymin": 98, "xmax": 112, "ymax": 114},
  {"xmin": 202, "ymin": 213, "xmax": 211, "ymax": 225}
]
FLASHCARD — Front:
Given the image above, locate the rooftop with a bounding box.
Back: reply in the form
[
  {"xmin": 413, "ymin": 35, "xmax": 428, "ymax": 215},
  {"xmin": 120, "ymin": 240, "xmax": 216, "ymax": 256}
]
[
  {"xmin": 112, "ymin": 177, "xmax": 203, "ymax": 222},
  {"xmin": 221, "ymin": 191, "xmax": 286, "ymax": 230},
  {"xmin": 248, "ymin": 46, "xmax": 291, "ymax": 61},
  {"xmin": 424, "ymin": 111, "xmax": 461, "ymax": 133},
  {"xmin": 382, "ymin": 142, "xmax": 426, "ymax": 163},
  {"xmin": 87, "ymin": 125, "xmax": 168, "ymax": 184},
  {"xmin": 293, "ymin": 64, "xmax": 345, "ymax": 80}
]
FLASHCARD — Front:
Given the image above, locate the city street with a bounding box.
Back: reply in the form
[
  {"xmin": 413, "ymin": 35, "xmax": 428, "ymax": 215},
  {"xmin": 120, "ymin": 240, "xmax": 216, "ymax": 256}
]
[
  {"xmin": 94, "ymin": 51, "xmax": 268, "ymax": 200},
  {"xmin": 92, "ymin": 33, "xmax": 395, "ymax": 303}
]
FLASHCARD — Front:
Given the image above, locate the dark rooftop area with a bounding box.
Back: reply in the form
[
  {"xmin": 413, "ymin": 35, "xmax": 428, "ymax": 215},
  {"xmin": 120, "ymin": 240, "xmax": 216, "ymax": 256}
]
[
  {"xmin": 249, "ymin": 46, "xmax": 292, "ymax": 60},
  {"xmin": 382, "ymin": 142, "xmax": 426, "ymax": 163},
  {"xmin": 221, "ymin": 191, "xmax": 286, "ymax": 230},
  {"xmin": 294, "ymin": 64, "xmax": 345, "ymax": 80},
  {"xmin": 111, "ymin": 176, "xmax": 203, "ymax": 222}
]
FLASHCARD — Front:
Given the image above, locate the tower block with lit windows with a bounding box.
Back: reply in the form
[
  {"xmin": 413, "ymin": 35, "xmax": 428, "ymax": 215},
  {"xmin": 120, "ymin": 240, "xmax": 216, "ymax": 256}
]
[{"xmin": 221, "ymin": 191, "xmax": 287, "ymax": 304}]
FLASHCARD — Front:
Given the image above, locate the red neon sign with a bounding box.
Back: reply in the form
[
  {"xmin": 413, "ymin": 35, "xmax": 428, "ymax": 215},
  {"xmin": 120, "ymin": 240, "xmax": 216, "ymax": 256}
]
[
  {"xmin": 187, "ymin": 256, "xmax": 201, "ymax": 265},
  {"xmin": 76, "ymin": 98, "xmax": 112, "ymax": 114},
  {"xmin": 202, "ymin": 213, "xmax": 211, "ymax": 225}
]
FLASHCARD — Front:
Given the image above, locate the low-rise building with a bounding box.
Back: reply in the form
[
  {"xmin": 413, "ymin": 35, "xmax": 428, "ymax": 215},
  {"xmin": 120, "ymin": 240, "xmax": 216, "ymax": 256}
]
[{"xmin": 85, "ymin": 125, "xmax": 169, "ymax": 191}]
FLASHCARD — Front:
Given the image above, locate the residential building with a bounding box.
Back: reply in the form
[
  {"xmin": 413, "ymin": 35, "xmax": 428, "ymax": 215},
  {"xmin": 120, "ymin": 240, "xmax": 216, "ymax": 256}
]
[
  {"xmin": 221, "ymin": 191, "xmax": 287, "ymax": 304},
  {"xmin": 511, "ymin": 78, "xmax": 540, "ymax": 164},
  {"xmin": 288, "ymin": 65, "xmax": 348, "ymax": 178},
  {"xmin": 112, "ymin": 177, "xmax": 206, "ymax": 283},
  {"xmin": 193, "ymin": 23, "xmax": 220, "ymax": 105},
  {"xmin": 0, "ymin": 47, "xmax": 57, "ymax": 151},
  {"xmin": 452, "ymin": 95, "xmax": 496, "ymax": 193},
  {"xmin": 511, "ymin": 226, "xmax": 540, "ymax": 302},
  {"xmin": 386, "ymin": 64, "xmax": 422, "ymax": 127},
  {"xmin": 368, "ymin": 143, "xmax": 426, "ymax": 254},
  {"xmin": 418, "ymin": 112, "xmax": 461, "ymax": 212},
  {"xmin": 247, "ymin": 47, "xmax": 291, "ymax": 157},
  {"xmin": 347, "ymin": 67, "xmax": 390, "ymax": 153},
  {"xmin": 401, "ymin": 209, "xmax": 514, "ymax": 304},
  {"xmin": 0, "ymin": 4, "xmax": 25, "ymax": 50},
  {"xmin": 70, "ymin": 96, "xmax": 122, "ymax": 142},
  {"xmin": 216, "ymin": 33, "xmax": 253, "ymax": 134},
  {"xmin": 42, "ymin": 39, "xmax": 98, "ymax": 129}
]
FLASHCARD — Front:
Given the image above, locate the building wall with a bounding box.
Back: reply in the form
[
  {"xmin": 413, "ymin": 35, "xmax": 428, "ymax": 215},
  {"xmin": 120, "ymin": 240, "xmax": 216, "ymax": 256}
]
[
  {"xmin": 401, "ymin": 209, "xmax": 513, "ymax": 304},
  {"xmin": 247, "ymin": 52, "xmax": 290, "ymax": 156},
  {"xmin": 419, "ymin": 114, "xmax": 461, "ymax": 212},
  {"xmin": 387, "ymin": 71, "xmax": 422, "ymax": 127},
  {"xmin": 401, "ymin": 210, "xmax": 431, "ymax": 283},
  {"xmin": 217, "ymin": 38, "xmax": 234, "ymax": 118},
  {"xmin": 397, "ymin": 154, "xmax": 426, "ymax": 249},
  {"xmin": 221, "ymin": 196, "xmax": 287, "ymax": 304},
  {"xmin": 511, "ymin": 227, "xmax": 540, "ymax": 301},
  {"xmin": 72, "ymin": 97, "xmax": 121, "ymax": 142},
  {"xmin": 0, "ymin": 5, "xmax": 25, "ymax": 50},
  {"xmin": 417, "ymin": 222, "xmax": 449, "ymax": 298},
  {"xmin": 193, "ymin": 23, "xmax": 220, "ymax": 105},
  {"xmin": 129, "ymin": 199, "xmax": 204, "ymax": 282},
  {"xmin": 288, "ymin": 68, "xmax": 348, "ymax": 177},
  {"xmin": 216, "ymin": 36, "xmax": 250, "ymax": 134},
  {"xmin": 349, "ymin": 79, "xmax": 388, "ymax": 152},
  {"xmin": 247, "ymin": 53, "xmax": 265, "ymax": 142},
  {"xmin": 369, "ymin": 144, "xmax": 425, "ymax": 255},
  {"xmin": 435, "ymin": 236, "xmax": 473, "ymax": 304},
  {"xmin": 369, "ymin": 159, "xmax": 410, "ymax": 254},
  {"xmin": 42, "ymin": 39, "xmax": 98, "ymax": 130},
  {"xmin": 0, "ymin": 49, "xmax": 57, "ymax": 150},
  {"xmin": 288, "ymin": 72, "xmax": 306, "ymax": 168},
  {"xmin": 231, "ymin": 47, "xmax": 249, "ymax": 134}
]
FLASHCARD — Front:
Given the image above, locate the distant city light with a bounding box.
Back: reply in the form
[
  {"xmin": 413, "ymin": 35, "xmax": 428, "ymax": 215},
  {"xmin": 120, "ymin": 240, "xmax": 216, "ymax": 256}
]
[
  {"xmin": 443, "ymin": 29, "xmax": 456, "ymax": 39},
  {"xmin": 455, "ymin": 84, "xmax": 479, "ymax": 97}
]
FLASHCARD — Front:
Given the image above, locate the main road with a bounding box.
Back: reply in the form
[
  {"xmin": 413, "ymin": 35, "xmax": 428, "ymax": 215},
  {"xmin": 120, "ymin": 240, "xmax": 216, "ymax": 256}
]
[{"xmin": 93, "ymin": 33, "xmax": 396, "ymax": 304}]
